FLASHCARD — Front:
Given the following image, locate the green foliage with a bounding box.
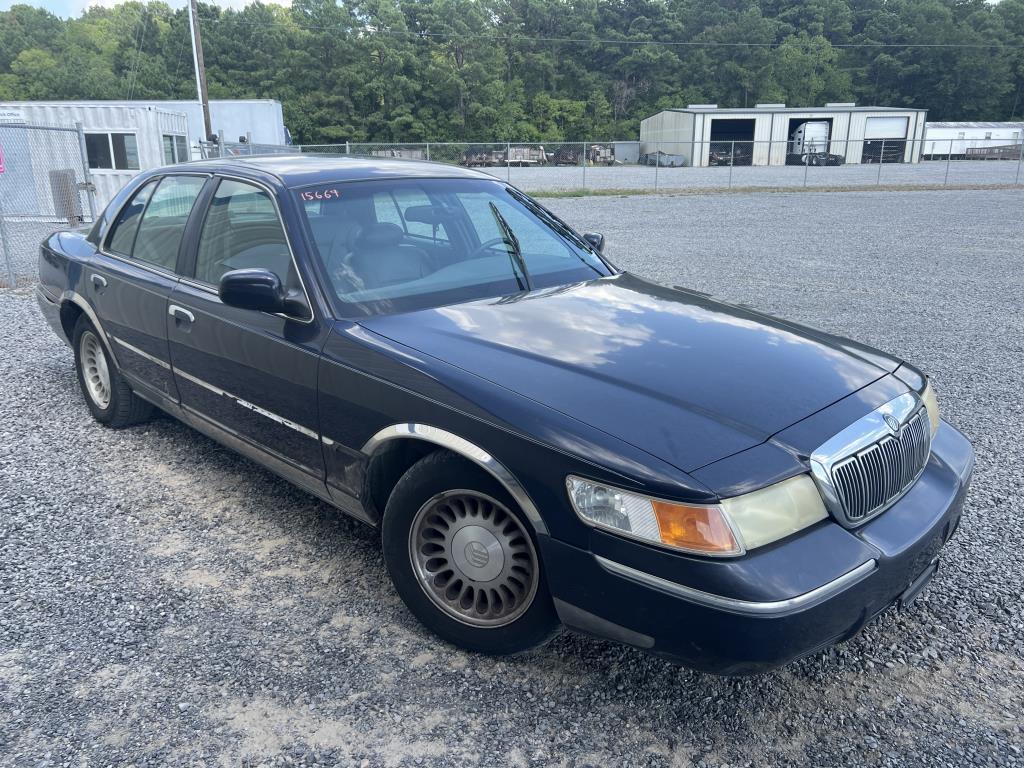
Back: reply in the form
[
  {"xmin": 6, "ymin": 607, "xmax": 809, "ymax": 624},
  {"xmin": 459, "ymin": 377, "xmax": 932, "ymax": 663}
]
[{"xmin": 1, "ymin": 0, "xmax": 1022, "ymax": 141}]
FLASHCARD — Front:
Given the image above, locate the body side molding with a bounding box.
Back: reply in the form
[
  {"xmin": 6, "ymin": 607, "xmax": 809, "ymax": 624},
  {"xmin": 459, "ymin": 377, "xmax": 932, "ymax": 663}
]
[{"xmin": 361, "ymin": 423, "xmax": 549, "ymax": 535}]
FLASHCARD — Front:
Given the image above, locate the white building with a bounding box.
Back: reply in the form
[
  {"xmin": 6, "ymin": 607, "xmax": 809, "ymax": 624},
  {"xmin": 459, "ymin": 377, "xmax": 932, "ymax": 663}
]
[
  {"xmin": 640, "ymin": 103, "xmax": 928, "ymax": 166},
  {"xmin": 0, "ymin": 99, "xmax": 287, "ymax": 210},
  {"xmin": 922, "ymin": 122, "xmax": 1024, "ymax": 159}
]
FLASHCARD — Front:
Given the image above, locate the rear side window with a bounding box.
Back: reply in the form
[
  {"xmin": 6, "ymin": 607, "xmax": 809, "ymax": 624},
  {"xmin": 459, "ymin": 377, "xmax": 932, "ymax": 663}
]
[
  {"xmin": 106, "ymin": 180, "xmax": 156, "ymax": 256},
  {"xmin": 194, "ymin": 179, "xmax": 295, "ymax": 289},
  {"xmin": 131, "ymin": 176, "xmax": 206, "ymax": 271}
]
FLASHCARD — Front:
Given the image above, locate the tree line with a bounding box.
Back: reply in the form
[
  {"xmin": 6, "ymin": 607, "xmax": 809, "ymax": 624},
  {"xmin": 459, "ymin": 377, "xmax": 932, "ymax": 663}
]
[{"xmin": 1, "ymin": 0, "xmax": 1022, "ymax": 144}]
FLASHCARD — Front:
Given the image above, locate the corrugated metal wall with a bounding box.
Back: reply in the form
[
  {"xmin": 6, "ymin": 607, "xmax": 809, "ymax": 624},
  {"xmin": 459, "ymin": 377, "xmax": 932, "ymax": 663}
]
[{"xmin": 639, "ymin": 107, "xmax": 927, "ymax": 166}]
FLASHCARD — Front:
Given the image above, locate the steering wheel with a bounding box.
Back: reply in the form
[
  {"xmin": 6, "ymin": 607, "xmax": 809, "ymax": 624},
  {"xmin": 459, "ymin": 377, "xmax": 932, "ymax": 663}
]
[{"xmin": 468, "ymin": 237, "xmax": 512, "ymax": 259}]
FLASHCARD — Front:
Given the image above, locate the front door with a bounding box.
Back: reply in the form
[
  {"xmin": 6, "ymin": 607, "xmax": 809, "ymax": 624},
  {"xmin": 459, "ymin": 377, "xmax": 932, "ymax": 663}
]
[
  {"xmin": 88, "ymin": 174, "xmax": 207, "ymax": 402},
  {"xmin": 166, "ymin": 176, "xmax": 327, "ymax": 489}
]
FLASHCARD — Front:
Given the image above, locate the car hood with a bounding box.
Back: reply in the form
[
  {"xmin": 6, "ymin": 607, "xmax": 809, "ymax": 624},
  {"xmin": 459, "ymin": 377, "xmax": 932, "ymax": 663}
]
[{"xmin": 358, "ymin": 273, "xmax": 900, "ymax": 472}]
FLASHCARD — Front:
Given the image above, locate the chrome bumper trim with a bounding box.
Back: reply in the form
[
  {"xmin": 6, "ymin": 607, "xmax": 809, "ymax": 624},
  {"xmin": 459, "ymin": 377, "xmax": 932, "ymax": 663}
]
[{"xmin": 594, "ymin": 556, "xmax": 877, "ymax": 616}]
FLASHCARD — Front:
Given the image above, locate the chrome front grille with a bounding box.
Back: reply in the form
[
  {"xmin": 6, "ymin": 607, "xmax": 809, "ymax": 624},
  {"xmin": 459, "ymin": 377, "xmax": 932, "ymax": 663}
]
[{"xmin": 830, "ymin": 408, "xmax": 931, "ymax": 523}]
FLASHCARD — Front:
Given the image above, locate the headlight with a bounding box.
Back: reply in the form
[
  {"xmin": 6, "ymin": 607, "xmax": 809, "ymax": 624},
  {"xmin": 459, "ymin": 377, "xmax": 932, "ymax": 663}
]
[
  {"xmin": 922, "ymin": 380, "xmax": 940, "ymax": 436},
  {"xmin": 566, "ymin": 474, "xmax": 828, "ymax": 556}
]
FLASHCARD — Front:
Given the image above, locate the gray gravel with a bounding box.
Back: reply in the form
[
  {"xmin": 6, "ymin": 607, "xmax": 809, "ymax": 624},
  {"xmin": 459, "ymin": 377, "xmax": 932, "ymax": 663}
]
[{"xmin": 2, "ymin": 187, "xmax": 1022, "ymax": 766}]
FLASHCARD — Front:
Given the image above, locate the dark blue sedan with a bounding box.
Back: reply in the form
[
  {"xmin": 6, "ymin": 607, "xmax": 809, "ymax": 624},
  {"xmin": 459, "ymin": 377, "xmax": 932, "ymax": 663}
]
[{"xmin": 36, "ymin": 155, "xmax": 974, "ymax": 674}]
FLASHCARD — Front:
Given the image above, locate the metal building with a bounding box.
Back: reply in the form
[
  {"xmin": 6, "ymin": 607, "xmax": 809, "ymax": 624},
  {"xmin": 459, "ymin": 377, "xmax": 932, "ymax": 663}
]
[
  {"xmin": 640, "ymin": 103, "xmax": 928, "ymax": 167},
  {"xmin": 0, "ymin": 101, "xmax": 190, "ymax": 211},
  {"xmin": 922, "ymin": 122, "xmax": 1024, "ymax": 160}
]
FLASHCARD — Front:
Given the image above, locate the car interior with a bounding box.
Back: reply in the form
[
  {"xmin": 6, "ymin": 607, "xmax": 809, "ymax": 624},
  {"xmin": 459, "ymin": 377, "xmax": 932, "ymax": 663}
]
[{"xmin": 300, "ymin": 183, "xmax": 606, "ymax": 308}]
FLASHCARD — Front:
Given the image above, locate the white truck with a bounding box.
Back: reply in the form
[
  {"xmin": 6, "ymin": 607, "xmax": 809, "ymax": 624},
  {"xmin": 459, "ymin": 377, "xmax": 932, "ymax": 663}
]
[{"xmin": 787, "ymin": 121, "xmax": 844, "ymax": 165}]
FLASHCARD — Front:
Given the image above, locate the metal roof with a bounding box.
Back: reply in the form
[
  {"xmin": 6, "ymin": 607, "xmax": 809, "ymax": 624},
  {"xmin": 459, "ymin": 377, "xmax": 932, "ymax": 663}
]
[
  {"xmin": 925, "ymin": 121, "xmax": 1024, "ymax": 129},
  {"xmin": 666, "ymin": 105, "xmax": 923, "ymax": 114}
]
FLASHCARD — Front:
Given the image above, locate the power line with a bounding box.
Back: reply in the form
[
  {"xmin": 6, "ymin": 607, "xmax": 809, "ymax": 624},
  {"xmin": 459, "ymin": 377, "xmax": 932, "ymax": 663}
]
[{"xmin": 205, "ymin": 18, "xmax": 1024, "ymax": 50}]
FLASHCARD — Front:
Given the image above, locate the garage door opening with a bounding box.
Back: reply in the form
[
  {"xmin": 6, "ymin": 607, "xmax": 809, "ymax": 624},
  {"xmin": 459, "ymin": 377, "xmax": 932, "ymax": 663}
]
[
  {"xmin": 862, "ymin": 116, "xmax": 909, "ymax": 164},
  {"xmin": 785, "ymin": 117, "xmax": 835, "ymax": 164},
  {"xmin": 709, "ymin": 118, "xmax": 755, "ymax": 166}
]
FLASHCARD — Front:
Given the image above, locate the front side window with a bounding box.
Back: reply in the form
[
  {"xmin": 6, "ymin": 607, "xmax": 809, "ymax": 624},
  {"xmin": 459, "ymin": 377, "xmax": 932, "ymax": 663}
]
[
  {"xmin": 86, "ymin": 133, "xmax": 140, "ymax": 170},
  {"xmin": 195, "ymin": 178, "xmax": 296, "ymax": 290},
  {"xmin": 131, "ymin": 175, "xmax": 205, "ymax": 270},
  {"xmin": 106, "ymin": 180, "xmax": 157, "ymax": 256},
  {"xmin": 297, "ymin": 178, "xmax": 610, "ymax": 317}
]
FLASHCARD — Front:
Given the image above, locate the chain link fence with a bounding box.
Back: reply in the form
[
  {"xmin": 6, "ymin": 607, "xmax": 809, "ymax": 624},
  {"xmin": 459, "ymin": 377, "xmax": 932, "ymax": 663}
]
[
  {"xmin": 0, "ymin": 122, "xmax": 95, "ymax": 289},
  {"xmin": 199, "ymin": 136, "xmax": 1023, "ymax": 195},
  {"xmin": 243, "ymin": 137, "xmax": 1023, "ymax": 195}
]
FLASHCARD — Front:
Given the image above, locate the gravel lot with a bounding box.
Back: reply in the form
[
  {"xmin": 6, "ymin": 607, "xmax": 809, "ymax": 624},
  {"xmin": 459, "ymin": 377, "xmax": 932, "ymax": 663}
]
[{"xmin": 1, "ymin": 188, "xmax": 1022, "ymax": 766}]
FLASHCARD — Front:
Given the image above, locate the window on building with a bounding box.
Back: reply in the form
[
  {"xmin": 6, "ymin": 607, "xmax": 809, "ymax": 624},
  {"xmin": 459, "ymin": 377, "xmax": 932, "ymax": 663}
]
[
  {"xmin": 85, "ymin": 133, "xmax": 140, "ymax": 171},
  {"xmin": 984, "ymin": 132, "xmax": 992, "ymax": 141},
  {"xmin": 162, "ymin": 134, "xmax": 190, "ymax": 165},
  {"xmin": 957, "ymin": 132, "xmax": 965, "ymax": 140}
]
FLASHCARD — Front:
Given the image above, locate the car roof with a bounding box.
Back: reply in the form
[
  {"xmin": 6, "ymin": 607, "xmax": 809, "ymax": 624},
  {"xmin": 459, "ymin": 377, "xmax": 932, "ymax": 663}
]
[{"xmin": 176, "ymin": 153, "xmax": 499, "ymax": 188}]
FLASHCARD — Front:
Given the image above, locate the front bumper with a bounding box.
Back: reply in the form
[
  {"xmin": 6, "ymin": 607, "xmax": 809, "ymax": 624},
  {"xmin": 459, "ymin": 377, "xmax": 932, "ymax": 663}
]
[{"xmin": 542, "ymin": 420, "xmax": 974, "ymax": 675}]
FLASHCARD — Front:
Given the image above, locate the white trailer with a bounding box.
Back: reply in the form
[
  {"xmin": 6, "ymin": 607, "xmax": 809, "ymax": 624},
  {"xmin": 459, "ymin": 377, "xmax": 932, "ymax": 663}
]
[{"xmin": 923, "ymin": 122, "xmax": 1024, "ymax": 159}]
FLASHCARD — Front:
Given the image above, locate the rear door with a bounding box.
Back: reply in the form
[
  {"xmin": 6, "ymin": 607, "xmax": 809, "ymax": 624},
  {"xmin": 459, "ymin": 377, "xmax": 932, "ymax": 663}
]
[
  {"xmin": 89, "ymin": 174, "xmax": 208, "ymax": 402},
  {"xmin": 166, "ymin": 175, "xmax": 328, "ymax": 489}
]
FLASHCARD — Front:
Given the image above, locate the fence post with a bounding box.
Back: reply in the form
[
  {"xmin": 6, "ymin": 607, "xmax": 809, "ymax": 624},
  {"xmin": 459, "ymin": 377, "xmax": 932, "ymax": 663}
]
[
  {"xmin": 654, "ymin": 142, "xmax": 660, "ymax": 191},
  {"xmin": 1016, "ymin": 139, "xmax": 1023, "ymax": 186},
  {"xmin": 0, "ymin": 217, "xmax": 15, "ymax": 289},
  {"xmin": 582, "ymin": 142, "xmax": 587, "ymax": 192},
  {"xmin": 876, "ymin": 140, "xmax": 885, "ymax": 186},
  {"xmin": 803, "ymin": 143, "xmax": 810, "ymax": 187},
  {"xmin": 728, "ymin": 140, "xmax": 734, "ymax": 189},
  {"xmin": 944, "ymin": 139, "xmax": 953, "ymax": 186},
  {"xmin": 425, "ymin": 142, "xmax": 430, "ymax": 162},
  {"xmin": 75, "ymin": 121, "xmax": 97, "ymax": 221},
  {"xmin": 506, "ymin": 142, "xmax": 511, "ymax": 182}
]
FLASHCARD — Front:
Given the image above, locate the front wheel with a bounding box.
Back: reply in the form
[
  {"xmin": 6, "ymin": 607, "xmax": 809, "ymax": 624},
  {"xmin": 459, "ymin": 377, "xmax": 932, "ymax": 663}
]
[
  {"xmin": 382, "ymin": 451, "xmax": 560, "ymax": 654},
  {"xmin": 73, "ymin": 315, "xmax": 152, "ymax": 428}
]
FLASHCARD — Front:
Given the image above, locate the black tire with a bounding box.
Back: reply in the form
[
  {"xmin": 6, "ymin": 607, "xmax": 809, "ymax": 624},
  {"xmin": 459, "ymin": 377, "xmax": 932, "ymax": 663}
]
[
  {"xmin": 72, "ymin": 315, "xmax": 152, "ymax": 428},
  {"xmin": 382, "ymin": 450, "xmax": 560, "ymax": 655}
]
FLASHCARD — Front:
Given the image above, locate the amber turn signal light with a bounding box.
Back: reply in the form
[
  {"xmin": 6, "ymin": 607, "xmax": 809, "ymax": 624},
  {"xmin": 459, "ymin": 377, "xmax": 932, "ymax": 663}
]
[{"xmin": 652, "ymin": 500, "xmax": 742, "ymax": 555}]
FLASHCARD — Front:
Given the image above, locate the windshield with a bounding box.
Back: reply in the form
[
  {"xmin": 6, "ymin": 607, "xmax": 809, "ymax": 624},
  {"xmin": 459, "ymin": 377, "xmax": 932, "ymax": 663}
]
[{"xmin": 295, "ymin": 178, "xmax": 611, "ymax": 317}]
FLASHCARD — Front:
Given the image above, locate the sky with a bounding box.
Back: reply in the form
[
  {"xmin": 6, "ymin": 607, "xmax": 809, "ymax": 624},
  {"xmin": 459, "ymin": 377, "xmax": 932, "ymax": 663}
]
[{"xmin": 0, "ymin": 0, "xmax": 290, "ymax": 17}]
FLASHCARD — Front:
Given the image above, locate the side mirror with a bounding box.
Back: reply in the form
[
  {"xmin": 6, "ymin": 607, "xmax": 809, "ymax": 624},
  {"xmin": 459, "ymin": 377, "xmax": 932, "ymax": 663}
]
[
  {"xmin": 583, "ymin": 232, "xmax": 605, "ymax": 253},
  {"xmin": 219, "ymin": 268, "xmax": 286, "ymax": 314}
]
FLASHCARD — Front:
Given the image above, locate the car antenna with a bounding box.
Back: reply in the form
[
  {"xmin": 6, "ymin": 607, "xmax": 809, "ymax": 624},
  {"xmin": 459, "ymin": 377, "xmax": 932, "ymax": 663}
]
[{"xmin": 488, "ymin": 202, "xmax": 532, "ymax": 292}]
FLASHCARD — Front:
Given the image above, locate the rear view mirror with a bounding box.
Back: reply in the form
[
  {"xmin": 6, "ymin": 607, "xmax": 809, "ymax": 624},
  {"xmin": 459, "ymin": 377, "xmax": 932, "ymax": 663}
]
[
  {"xmin": 219, "ymin": 268, "xmax": 285, "ymax": 314},
  {"xmin": 583, "ymin": 232, "xmax": 605, "ymax": 253}
]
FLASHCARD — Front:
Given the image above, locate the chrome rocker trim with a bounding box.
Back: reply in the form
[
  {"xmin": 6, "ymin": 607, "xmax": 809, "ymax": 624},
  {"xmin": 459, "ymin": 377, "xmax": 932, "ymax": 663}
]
[
  {"xmin": 361, "ymin": 423, "xmax": 549, "ymax": 535},
  {"xmin": 174, "ymin": 368, "xmax": 319, "ymax": 440},
  {"xmin": 109, "ymin": 335, "xmax": 172, "ymax": 370},
  {"xmin": 595, "ymin": 556, "xmax": 877, "ymax": 616}
]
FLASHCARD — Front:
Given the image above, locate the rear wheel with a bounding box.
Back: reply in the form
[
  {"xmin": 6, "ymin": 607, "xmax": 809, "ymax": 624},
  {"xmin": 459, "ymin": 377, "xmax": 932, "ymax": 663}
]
[
  {"xmin": 73, "ymin": 316, "xmax": 152, "ymax": 428},
  {"xmin": 382, "ymin": 451, "xmax": 559, "ymax": 654}
]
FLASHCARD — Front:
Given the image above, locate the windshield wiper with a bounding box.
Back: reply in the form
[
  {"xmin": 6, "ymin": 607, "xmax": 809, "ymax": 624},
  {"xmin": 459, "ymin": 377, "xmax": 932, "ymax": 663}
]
[
  {"xmin": 505, "ymin": 188, "xmax": 605, "ymax": 277},
  {"xmin": 488, "ymin": 202, "xmax": 533, "ymax": 292}
]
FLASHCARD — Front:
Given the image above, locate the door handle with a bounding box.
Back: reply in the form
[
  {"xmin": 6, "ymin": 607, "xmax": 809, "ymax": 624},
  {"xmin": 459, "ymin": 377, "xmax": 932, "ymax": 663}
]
[
  {"xmin": 168, "ymin": 305, "xmax": 195, "ymax": 323},
  {"xmin": 90, "ymin": 273, "xmax": 107, "ymax": 290}
]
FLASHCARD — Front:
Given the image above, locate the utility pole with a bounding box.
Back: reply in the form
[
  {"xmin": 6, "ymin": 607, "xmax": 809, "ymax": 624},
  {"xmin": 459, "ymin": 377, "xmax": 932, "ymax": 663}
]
[{"xmin": 188, "ymin": 0, "xmax": 212, "ymax": 142}]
